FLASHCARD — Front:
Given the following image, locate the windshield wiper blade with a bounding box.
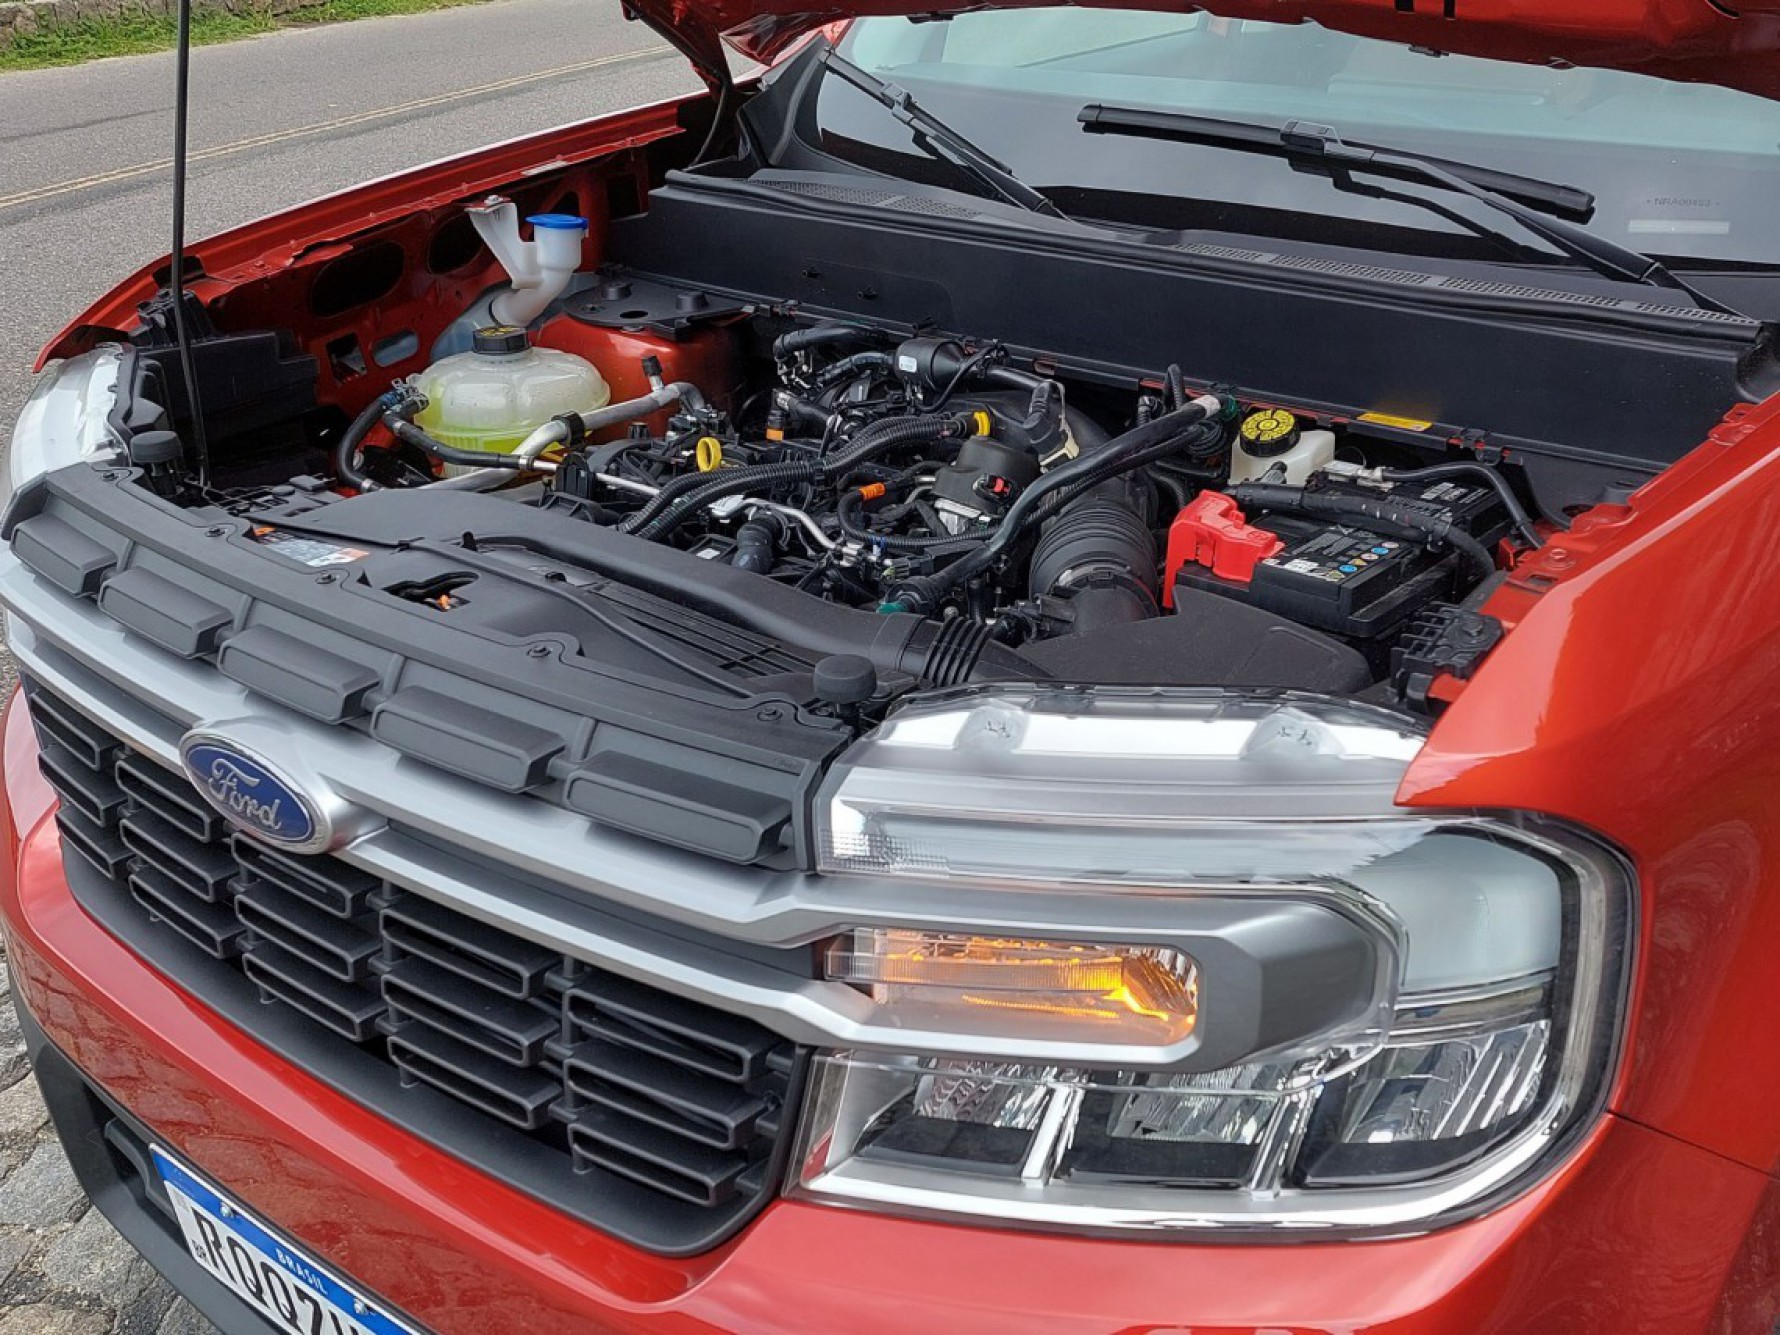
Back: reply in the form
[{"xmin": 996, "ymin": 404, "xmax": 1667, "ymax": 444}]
[
  {"xmin": 821, "ymin": 48, "xmax": 1065, "ymax": 219},
  {"xmin": 1082, "ymin": 105, "xmax": 1594, "ymax": 219},
  {"xmin": 1080, "ymin": 105, "xmax": 1747, "ymax": 319}
]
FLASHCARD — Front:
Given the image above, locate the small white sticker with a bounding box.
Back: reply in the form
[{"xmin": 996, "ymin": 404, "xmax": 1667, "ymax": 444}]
[{"xmin": 1284, "ymin": 558, "xmax": 1320, "ymax": 574}]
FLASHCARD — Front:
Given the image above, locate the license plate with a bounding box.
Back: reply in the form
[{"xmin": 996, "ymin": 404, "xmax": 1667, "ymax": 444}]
[{"xmin": 152, "ymin": 1146, "xmax": 422, "ymax": 1335}]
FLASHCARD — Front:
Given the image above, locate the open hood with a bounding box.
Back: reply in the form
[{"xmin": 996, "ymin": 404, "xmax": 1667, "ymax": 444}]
[{"xmin": 628, "ymin": 0, "xmax": 1780, "ymax": 102}]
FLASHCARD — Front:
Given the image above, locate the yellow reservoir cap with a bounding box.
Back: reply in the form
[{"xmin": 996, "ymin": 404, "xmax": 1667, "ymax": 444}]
[
  {"xmin": 825, "ymin": 928, "xmax": 1199, "ymax": 1045},
  {"xmin": 1239, "ymin": 407, "xmax": 1300, "ymax": 449}
]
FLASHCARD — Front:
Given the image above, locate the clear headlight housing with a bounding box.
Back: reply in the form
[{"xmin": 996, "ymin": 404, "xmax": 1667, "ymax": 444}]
[
  {"xmin": 4, "ymin": 346, "xmax": 126, "ymax": 513},
  {"xmin": 792, "ymin": 687, "xmax": 1631, "ymax": 1235}
]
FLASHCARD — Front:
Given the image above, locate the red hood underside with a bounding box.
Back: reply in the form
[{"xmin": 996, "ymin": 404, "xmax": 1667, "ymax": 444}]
[{"xmin": 636, "ymin": 0, "xmax": 1780, "ymax": 101}]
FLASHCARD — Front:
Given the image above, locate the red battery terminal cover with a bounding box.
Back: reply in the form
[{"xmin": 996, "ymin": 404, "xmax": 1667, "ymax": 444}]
[{"xmin": 1163, "ymin": 493, "xmax": 1286, "ymax": 608}]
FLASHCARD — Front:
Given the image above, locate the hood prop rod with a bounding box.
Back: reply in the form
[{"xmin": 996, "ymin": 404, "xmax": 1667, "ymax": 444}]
[{"xmin": 168, "ymin": 0, "xmax": 210, "ymax": 486}]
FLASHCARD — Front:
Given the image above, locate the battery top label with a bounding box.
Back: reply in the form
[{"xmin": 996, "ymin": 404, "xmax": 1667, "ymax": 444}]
[{"xmin": 1265, "ymin": 528, "xmax": 1407, "ymax": 585}]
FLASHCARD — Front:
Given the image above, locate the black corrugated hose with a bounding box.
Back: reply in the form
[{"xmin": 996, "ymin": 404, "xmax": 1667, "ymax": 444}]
[{"xmin": 881, "ymin": 397, "xmax": 1226, "ymax": 614}]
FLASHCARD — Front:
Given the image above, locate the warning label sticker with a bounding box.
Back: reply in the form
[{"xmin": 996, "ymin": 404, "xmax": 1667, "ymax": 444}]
[
  {"xmin": 246, "ymin": 527, "xmax": 369, "ymax": 568},
  {"xmin": 1357, "ymin": 411, "xmax": 1435, "ymax": 432}
]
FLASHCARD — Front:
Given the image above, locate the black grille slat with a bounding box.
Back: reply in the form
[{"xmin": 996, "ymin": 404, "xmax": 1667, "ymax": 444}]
[
  {"xmin": 381, "ymin": 896, "xmax": 558, "ymax": 999},
  {"xmin": 242, "ymin": 949, "xmax": 386, "ymax": 1043},
  {"xmin": 568, "ymin": 1110, "xmax": 751, "ymax": 1207},
  {"xmin": 119, "ymin": 812, "xmax": 237, "ymax": 903},
  {"xmin": 55, "ymin": 810, "xmax": 132, "ymax": 879},
  {"xmin": 383, "ymin": 961, "xmax": 558, "ymax": 1067},
  {"xmin": 116, "ymin": 754, "xmax": 226, "ymax": 842},
  {"xmin": 567, "ymin": 976, "xmax": 780, "ymax": 1083},
  {"xmin": 23, "ymin": 680, "xmax": 805, "ymax": 1254},
  {"xmin": 38, "ymin": 743, "xmax": 126, "ymax": 827},
  {"xmin": 234, "ymin": 881, "xmax": 380, "ymax": 982},
  {"xmin": 234, "ymin": 841, "xmax": 376, "ymax": 918},
  {"xmin": 23, "ymin": 688, "xmax": 120, "ymax": 770},
  {"xmin": 564, "ymin": 1041, "xmax": 772, "ymax": 1151},
  {"xmin": 127, "ymin": 866, "xmax": 247, "ymax": 959},
  {"xmin": 388, "ymin": 1029, "xmax": 560, "ymax": 1131}
]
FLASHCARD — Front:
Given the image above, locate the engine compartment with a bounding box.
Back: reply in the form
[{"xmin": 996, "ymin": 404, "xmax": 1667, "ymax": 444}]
[
  {"xmin": 146, "ymin": 291, "xmax": 1545, "ymax": 709},
  {"xmin": 77, "ymin": 120, "xmax": 1767, "ymax": 721},
  {"xmin": 449, "ymin": 306, "xmax": 1524, "ymax": 704}
]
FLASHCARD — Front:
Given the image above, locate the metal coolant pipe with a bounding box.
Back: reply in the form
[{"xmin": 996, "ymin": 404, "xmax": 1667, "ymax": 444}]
[{"xmin": 509, "ymin": 380, "xmax": 708, "ymax": 465}]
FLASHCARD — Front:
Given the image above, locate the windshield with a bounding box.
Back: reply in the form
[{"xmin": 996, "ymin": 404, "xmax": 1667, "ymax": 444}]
[{"xmin": 816, "ymin": 11, "xmax": 1780, "ymax": 267}]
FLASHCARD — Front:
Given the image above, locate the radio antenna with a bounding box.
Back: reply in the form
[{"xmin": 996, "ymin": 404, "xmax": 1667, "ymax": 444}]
[{"xmin": 168, "ymin": 0, "xmax": 210, "ymax": 486}]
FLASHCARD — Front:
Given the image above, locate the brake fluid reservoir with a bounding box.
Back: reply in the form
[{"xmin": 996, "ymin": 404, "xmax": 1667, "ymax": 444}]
[
  {"xmin": 413, "ymin": 325, "xmax": 609, "ymax": 463},
  {"xmin": 1228, "ymin": 408, "xmax": 1335, "ymax": 485}
]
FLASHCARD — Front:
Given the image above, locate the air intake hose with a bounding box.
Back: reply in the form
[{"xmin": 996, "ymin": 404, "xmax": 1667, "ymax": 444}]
[
  {"xmin": 884, "ymin": 395, "xmax": 1226, "ymax": 615},
  {"xmin": 1027, "ymin": 407, "xmax": 1228, "ymax": 631},
  {"xmin": 1028, "ymin": 497, "xmax": 1159, "ymax": 630}
]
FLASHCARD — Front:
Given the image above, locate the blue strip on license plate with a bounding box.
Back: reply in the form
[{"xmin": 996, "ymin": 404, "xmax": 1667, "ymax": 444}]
[{"xmin": 151, "ymin": 1146, "xmax": 421, "ymax": 1335}]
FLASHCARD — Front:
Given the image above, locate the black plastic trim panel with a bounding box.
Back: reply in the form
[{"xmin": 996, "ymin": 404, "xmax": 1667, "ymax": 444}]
[
  {"xmin": 610, "ymin": 173, "xmax": 1763, "ymax": 475},
  {"xmin": 4, "ymin": 464, "xmax": 855, "ymax": 867}
]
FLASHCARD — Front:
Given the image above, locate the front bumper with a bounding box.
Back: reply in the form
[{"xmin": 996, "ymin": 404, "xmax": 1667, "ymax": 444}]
[{"xmin": 4, "ymin": 697, "xmax": 1777, "ymax": 1335}]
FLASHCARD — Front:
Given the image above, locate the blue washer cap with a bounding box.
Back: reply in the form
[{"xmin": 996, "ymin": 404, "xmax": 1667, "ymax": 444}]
[{"xmin": 528, "ymin": 213, "xmax": 588, "ymax": 230}]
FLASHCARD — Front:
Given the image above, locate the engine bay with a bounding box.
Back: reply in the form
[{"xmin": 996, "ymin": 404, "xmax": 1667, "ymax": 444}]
[
  {"xmin": 131, "ymin": 287, "xmax": 1544, "ymax": 713},
  {"xmin": 444, "ymin": 310, "xmax": 1527, "ymax": 696},
  {"xmin": 75, "ymin": 127, "xmax": 1766, "ymax": 724}
]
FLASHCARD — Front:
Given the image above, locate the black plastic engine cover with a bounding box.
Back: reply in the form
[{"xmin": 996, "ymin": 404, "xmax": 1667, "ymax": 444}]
[{"xmin": 1022, "ymin": 585, "xmax": 1371, "ymax": 694}]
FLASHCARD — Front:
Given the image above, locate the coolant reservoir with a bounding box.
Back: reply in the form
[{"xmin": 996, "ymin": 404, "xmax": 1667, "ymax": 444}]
[
  {"xmin": 1227, "ymin": 408, "xmax": 1335, "ymax": 486},
  {"xmin": 413, "ymin": 325, "xmax": 609, "ymax": 461}
]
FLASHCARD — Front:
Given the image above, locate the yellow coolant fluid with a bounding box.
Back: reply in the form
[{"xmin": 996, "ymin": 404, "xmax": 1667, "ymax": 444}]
[{"xmin": 413, "ymin": 325, "xmax": 609, "ymax": 469}]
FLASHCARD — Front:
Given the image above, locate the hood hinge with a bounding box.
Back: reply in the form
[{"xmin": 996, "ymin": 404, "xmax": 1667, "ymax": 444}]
[{"xmin": 622, "ymin": 0, "xmax": 734, "ymax": 95}]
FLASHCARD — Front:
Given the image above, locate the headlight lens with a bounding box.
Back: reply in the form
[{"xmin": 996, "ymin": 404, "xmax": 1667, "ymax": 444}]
[
  {"xmin": 817, "ymin": 686, "xmax": 1427, "ymax": 887},
  {"xmin": 795, "ymin": 688, "xmax": 1631, "ymax": 1235},
  {"xmin": 3, "ymin": 346, "xmax": 127, "ymax": 516}
]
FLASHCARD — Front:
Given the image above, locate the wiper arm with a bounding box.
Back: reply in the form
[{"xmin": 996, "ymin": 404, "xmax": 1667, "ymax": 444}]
[
  {"xmin": 1080, "ymin": 105, "xmax": 1746, "ymax": 319},
  {"xmin": 821, "ymin": 48, "xmax": 1065, "ymax": 219},
  {"xmin": 1082, "ymin": 105, "xmax": 1594, "ymax": 219}
]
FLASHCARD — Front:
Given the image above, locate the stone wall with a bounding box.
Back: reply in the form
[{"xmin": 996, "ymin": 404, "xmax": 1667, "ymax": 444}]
[{"xmin": 0, "ymin": 0, "xmax": 329, "ymax": 49}]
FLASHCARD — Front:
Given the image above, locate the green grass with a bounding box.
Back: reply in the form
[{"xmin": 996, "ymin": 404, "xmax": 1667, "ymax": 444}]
[{"xmin": 0, "ymin": 0, "xmax": 488, "ymax": 71}]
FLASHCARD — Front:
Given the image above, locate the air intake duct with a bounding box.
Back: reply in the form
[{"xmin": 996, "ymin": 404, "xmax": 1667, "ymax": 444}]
[
  {"xmin": 1028, "ymin": 496, "xmax": 1159, "ymax": 631},
  {"xmin": 1027, "ymin": 408, "xmax": 1225, "ymax": 632}
]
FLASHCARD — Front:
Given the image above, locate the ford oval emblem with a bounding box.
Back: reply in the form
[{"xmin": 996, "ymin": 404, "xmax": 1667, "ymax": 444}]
[{"xmin": 179, "ymin": 738, "xmax": 328, "ymax": 852}]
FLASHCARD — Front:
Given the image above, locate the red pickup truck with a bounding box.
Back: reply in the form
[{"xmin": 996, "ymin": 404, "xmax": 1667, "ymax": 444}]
[{"xmin": 4, "ymin": 0, "xmax": 1780, "ymax": 1329}]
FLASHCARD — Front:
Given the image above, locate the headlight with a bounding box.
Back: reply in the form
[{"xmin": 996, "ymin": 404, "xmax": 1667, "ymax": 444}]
[
  {"xmin": 3, "ymin": 346, "xmax": 128, "ymax": 516},
  {"xmin": 793, "ymin": 687, "xmax": 1631, "ymax": 1236}
]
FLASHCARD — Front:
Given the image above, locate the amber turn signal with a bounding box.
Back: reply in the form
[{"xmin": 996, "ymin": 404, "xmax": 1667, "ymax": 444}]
[{"xmin": 825, "ymin": 928, "xmax": 1199, "ymax": 1045}]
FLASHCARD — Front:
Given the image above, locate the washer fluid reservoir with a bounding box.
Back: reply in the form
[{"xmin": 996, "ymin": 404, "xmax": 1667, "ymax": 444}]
[{"xmin": 413, "ymin": 325, "xmax": 609, "ymax": 468}]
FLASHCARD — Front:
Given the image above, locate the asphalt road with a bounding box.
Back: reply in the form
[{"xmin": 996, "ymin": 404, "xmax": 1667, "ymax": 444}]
[
  {"xmin": 0, "ymin": 4, "xmax": 695, "ymax": 1326},
  {"xmin": 0, "ymin": 0, "xmax": 703, "ymax": 432}
]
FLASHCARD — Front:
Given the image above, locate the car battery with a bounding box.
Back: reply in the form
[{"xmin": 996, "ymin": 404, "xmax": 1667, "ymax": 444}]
[{"xmin": 1170, "ymin": 472, "xmax": 1509, "ymax": 640}]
